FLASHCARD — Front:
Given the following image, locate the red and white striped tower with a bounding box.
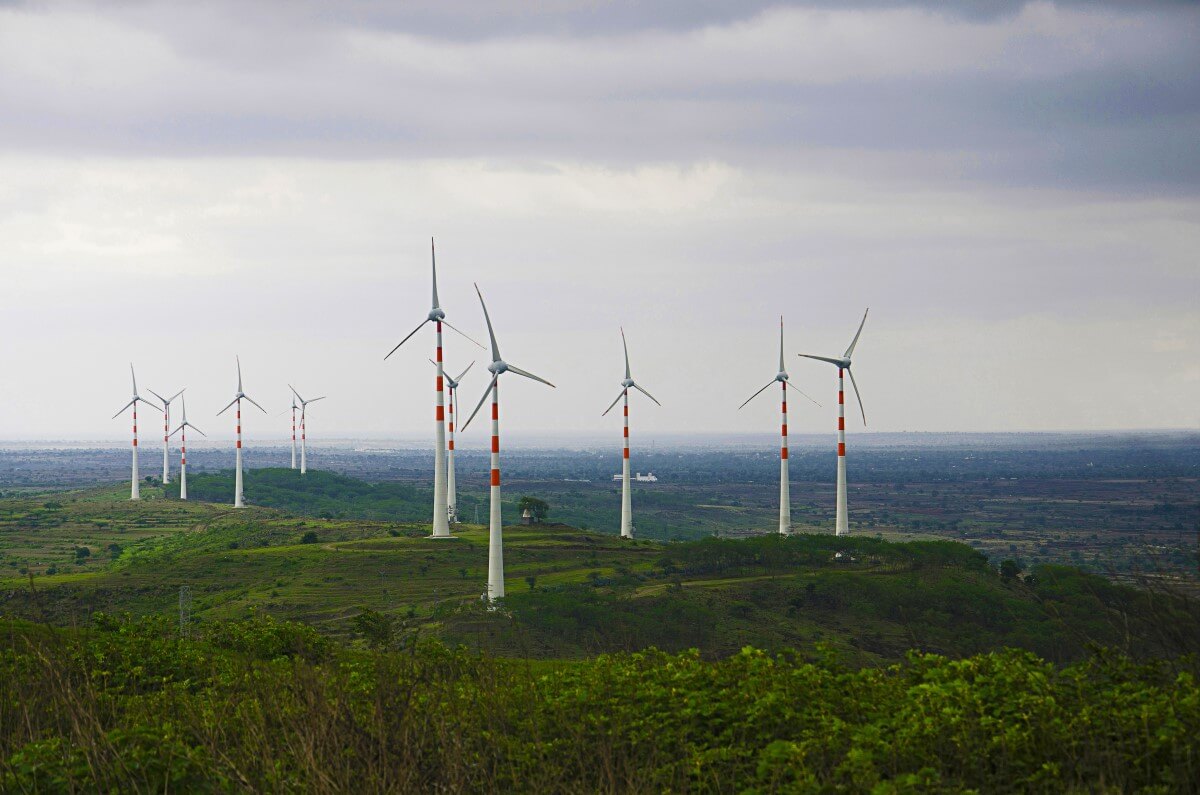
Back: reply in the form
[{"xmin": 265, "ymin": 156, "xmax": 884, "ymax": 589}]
[
  {"xmin": 290, "ymin": 401, "xmax": 298, "ymax": 470},
  {"xmin": 620, "ymin": 390, "xmax": 632, "ymax": 538},
  {"xmin": 602, "ymin": 328, "xmax": 661, "ymax": 540},
  {"xmin": 300, "ymin": 405, "xmax": 308, "ymax": 474},
  {"xmin": 131, "ymin": 402, "xmax": 140, "ymax": 500},
  {"xmin": 462, "ymin": 283, "xmax": 554, "ymax": 603},
  {"xmin": 147, "ymin": 387, "xmax": 184, "ymax": 485},
  {"xmin": 798, "ymin": 309, "xmax": 868, "ymax": 537},
  {"xmin": 385, "ymin": 240, "xmax": 480, "ymax": 538},
  {"xmin": 487, "ymin": 381, "xmax": 504, "ymax": 599},
  {"xmin": 431, "ymin": 318, "xmax": 451, "ymax": 536},
  {"xmin": 113, "ymin": 365, "xmax": 159, "ymax": 501},
  {"xmin": 234, "ymin": 399, "xmax": 244, "ymax": 507},
  {"xmin": 780, "ymin": 380, "xmax": 791, "ymax": 535},
  {"xmin": 447, "ymin": 383, "xmax": 458, "ymax": 522},
  {"xmin": 740, "ymin": 318, "xmax": 818, "ymax": 535},
  {"xmin": 179, "ymin": 423, "xmax": 188, "ymax": 500},
  {"xmin": 835, "ymin": 368, "xmax": 848, "ymax": 536},
  {"xmin": 217, "ymin": 356, "xmax": 266, "ymax": 509},
  {"xmin": 170, "ymin": 396, "xmax": 204, "ymax": 501},
  {"xmin": 161, "ymin": 404, "xmax": 171, "ymax": 485}
]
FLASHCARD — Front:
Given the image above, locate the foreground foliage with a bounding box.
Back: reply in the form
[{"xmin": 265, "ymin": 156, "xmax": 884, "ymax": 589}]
[{"xmin": 1, "ymin": 617, "xmax": 1196, "ymax": 793}]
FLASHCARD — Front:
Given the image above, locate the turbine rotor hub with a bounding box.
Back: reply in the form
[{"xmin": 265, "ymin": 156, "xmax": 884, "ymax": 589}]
[
  {"xmin": 489, "ymin": 360, "xmax": 507, "ymax": 375},
  {"xmin": 428, "ymin": 308, "xmax": 445, "ymax": 322}
]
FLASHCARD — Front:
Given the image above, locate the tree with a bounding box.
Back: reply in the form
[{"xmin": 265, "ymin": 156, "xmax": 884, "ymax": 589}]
[
  {"xmin": 351, "ymin": 609, "xmax": 394, "ymax": 650},
  {"xmin": 1000, "ymin": 559, "xmax": 1023, "ymax": 582},
  {"xmin": 518, "ymin": 496, "xmax": 550, "ymax": 523}
]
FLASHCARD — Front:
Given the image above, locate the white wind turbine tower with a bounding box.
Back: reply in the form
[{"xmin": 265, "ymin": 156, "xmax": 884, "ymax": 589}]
[
  {"xmin": 462, "ymin": 283, "xmax": 554, "ymax": 602},
  {"xmin": 384, "ymin": 239, "xmax": 483, "ymax": 538},
  {"xmin": 431, "ymin": 360, "xmax": 474, "ymax": 523},
  {"xmin": 601, "ymin": 328, "xmax": 661, "ymax": 539},
  {"xmin": 216, "ymin": 356, "xmax": 266, "ymax": 508},
  {"xmin": 738, "ymin": 317, "xmax": 819, "ymax": 535},
  {"xmin": 289, "ymin": 385, "xmax": 325, "ymax": 475},
  {"xmin": 111, "ymin": 364, "xmax": 160, "ymax": 501},
  {"xmin": 798, "ymin": 309, "xmax": 869, "ymax": 536},
  {"xmin": 168, "ymin": 395, "xmax": 205, "ymax": 500},
  {"xmin": 146, "ymin": 386, "xmax": 184, "ymax": 485}
]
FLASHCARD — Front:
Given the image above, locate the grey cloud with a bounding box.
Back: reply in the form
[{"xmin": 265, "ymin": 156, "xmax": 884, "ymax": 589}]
[{"xmin": 0, "ymin": 1, "xmax": 1197, "ymax": 194}]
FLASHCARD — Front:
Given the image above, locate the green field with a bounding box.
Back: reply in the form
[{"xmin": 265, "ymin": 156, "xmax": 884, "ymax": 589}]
[{"xmin": 3, "ymin": 474, "xmax": 1198, "ymax": 667}]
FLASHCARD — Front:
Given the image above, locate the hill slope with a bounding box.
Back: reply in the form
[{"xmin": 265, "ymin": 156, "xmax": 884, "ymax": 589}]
[{"xmin": 2, "ymin": 480, "xmax": 1198, "ymax": 665}]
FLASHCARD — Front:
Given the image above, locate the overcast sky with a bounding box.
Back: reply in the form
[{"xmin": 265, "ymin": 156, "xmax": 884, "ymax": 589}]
[{"xmin": 0, "ymin": 0, "xmax": 1197, "ymax": 443}]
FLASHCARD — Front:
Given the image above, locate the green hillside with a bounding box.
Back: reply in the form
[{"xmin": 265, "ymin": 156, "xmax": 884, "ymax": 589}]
[{"xmin": 2, "ymin": 477, "xmax": 1198, "ymax": 666}]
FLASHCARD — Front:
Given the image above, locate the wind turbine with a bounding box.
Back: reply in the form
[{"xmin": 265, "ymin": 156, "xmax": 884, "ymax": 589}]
[
  {"xmin": 111, "ymin": 364, "xmax": 161, "ymax": 501},
  {"xmin": 431, "ymin": 359, "xmax": 474, "ymax": 523},
  {"xmin": 289, "ymin": 385, "xmax": 325, "ymax": 475},
  {"xmin": 216, "ymin": 356, "xmax": 266, "ymax": 508},
  {"xmin": 601, "ymin": 328, "xmax": 661, "ymax": 539},
  {"xmin": 738, "ymin": 317, "xmax": 819, "ymax": 535},
  {"xmin": 462, "ymin": 283, "xmax": 554, "ymax": 602},
  {"xmin": 146, "ymin": 387, "xmax": 185, "ymax": 485},
  {"xmin": 798, "ymin": 309, "xmax": 869, "ymax": 536},
  {"xmin": 384, "ymin": 238, "xmax": 483, "ymax": 538},
  {"xmin": 168, "ymin": 395, "xmax": 205, "ymax": 500}
]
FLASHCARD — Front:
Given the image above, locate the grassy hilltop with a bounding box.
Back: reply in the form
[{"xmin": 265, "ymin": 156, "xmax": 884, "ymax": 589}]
[
  {"xmin": 2, "ymin": 470, "xmax": 1198, "ymax": 665},
  {"xmin": 3, "ymin": 470, "xmax": 1200, "ymax": 791}
]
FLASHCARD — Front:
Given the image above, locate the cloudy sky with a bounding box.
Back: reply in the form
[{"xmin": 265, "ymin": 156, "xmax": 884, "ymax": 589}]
[{"xmin": 0, "ymin": 0, "xmax": 1197, "ymax": 442}]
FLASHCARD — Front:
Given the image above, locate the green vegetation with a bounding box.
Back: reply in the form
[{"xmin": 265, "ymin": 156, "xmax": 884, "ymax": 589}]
[
  {"xmin": 2, "ymin": 617, "xmax": 1197, "ymax": 792},
  {"xmin": 2, "ymin": 485, "xmax": 1199, "ymax": 667}
]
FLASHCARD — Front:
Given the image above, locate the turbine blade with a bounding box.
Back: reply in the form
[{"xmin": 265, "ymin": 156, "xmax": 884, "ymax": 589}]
[
  {"xmin": 602, "ymin": 389, "xmax": 625, "ymax": 416},
  {"xmin": 289, "ymin": 384, "xmax": 305, "ymax": 403},
  {"xmin": 146, "ymin": 388, "xmax": 166, "ymax": 404},
  {"xmin": 111, "ymin": 399, "xmax": 135, "ymax": 419},
  {"xmin": 384, "ymin": 318, "xmax": 429, "ymax": 360},
  {"xmin": 236, "ymin": 355, "xmax": 243, "ymax": 393},
  {"xmin": 454, "ymin": 360, "xmax": 475, "ymax": 383},
  {"xmin": 797, "ymin": 353, "xmax": 844, "ymax": 367},
  {"xmin": 308, "ymin": 396, "xmax": 326, "ymax": 403},
  {"xmin": 779, "ymin": 316, "xmax": 786, "ymax": 373},
  {"xmin": 216, "ymin": 397, "xmax": 238, "ymax": 416},
  {"xmin": 785, "ymin": 380, "xmax": 821, "ymax": 407},
  {"xmin": 168, "ymin": 388, "xmax": 185, "ymax": 403},
  {"xmin": 443, "ymin": 320, "xmax": 486, "ymax": 350},
  {"xmin": 737, "ymin": 381, "xmax": 775, "ymax": 410},
  {"xmin": 632, "ymin": 383, "xmax": 662, "ymax": 406},
  {"xmin": 130, "ymin": 363, "xmax": 137, "ymax": 395},
  {"xmin": 168, "ymin": 424, "xmax": 184, "ymax": 438},
  {"xmin": 462, "ymin": 374, "xmax": 499, "ymax": 432},
  {"xmin": 430, "ymin": 237, "xmax": 440, "ymax": 310},
  {"xmin": 844, "ymin": 308, "xmax": 869, "ymax": 359},
  {"xmin": 180, "ymin": 395, "xmax": 188, "ymax": 423},
  {"xmin": 243, "ymin": 395, "xmax": 268, "ymax": 414},
  {"xmin": 190, "ymin": 423, "xmax": 207, "ymax": 437},
  {"xmin": 507, "ymin": 364, "xmax": 555, "ymax": 388},
  {"xmin": 847, "ymin": 367, "xmax": 867, "ymax": 426},
  {"xmin": 474, "ymin": 283, "xmax": 501, "ymax": 363},
  {"xmin": 621, "ymin": 327, "xmax": 631, "ymax": 380}
]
